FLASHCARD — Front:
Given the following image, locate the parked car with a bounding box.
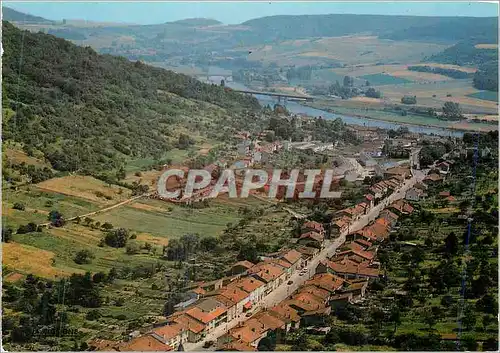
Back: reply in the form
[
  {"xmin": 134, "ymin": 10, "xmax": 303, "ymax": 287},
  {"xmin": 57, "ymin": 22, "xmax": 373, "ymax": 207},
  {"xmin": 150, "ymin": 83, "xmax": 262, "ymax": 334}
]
[
  {"xmin": 287, "ymin": 280, "xmax": 293, "ymax": 285},
  {"xmin": 203, "ymin": 341, "xmax": 214, "ymax": 348},
  {"xmin": 245, "ymin": 312, "xmax": 252, "ymax": 317}
]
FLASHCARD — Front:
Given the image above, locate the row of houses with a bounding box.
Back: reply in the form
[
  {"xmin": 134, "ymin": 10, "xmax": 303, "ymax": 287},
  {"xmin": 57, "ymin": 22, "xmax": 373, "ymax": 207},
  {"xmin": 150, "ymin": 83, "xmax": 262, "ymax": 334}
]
[
  {"xmin": 117, "ymin": 249, "xmax": 305, "ymax": 351},
  {"xmin": 217, "ymin": 271, "xmax": 369, "ymax": 351}
]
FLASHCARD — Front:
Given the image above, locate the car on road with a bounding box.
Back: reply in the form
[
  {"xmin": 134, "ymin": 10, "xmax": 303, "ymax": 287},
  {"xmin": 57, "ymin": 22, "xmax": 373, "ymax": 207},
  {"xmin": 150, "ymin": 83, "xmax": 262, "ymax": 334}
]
[
  {"xmin": 245, "ymin": 312, "xmax": 252, "ymax": 317},
  {"xmin": 299, "ymin": 272, "xmax": 304, "ymax": 276},
  {"xmin": 203, "ymin": 341, "xmax": 214, "ymax": 348},
  {"xmin": 287, "ymin": 280, "xmax": 293, "ymax": 285}
]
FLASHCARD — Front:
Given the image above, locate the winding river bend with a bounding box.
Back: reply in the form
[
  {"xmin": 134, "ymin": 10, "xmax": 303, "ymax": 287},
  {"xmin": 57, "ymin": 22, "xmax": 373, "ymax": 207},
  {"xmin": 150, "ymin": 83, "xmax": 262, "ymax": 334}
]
[{"xmin": 226, "ymin": 82, "xmax": 464, "ymax": 137}]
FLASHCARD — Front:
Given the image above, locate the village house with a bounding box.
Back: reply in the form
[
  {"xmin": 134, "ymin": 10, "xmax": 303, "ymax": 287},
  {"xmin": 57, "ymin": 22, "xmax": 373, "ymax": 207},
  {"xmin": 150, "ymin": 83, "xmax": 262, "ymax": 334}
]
[
  {"xmin": 297, "ymin": 231, "xmax": 325, "ymax": 249},
  {"xmin": 435, "ymin": 161, "xmax": 451, "ymax": 175},
  {"xmin": 296, "ymin": 245, "xmax": 320, "ymax": 260},
  {"xmin": 331, "ymin": 216, "xmax": 351, "ymax": 237},
  {"xmin": 151, "ymin": 323, "xmax": 188, "ymax": 349},
  {"xmin": 384, "ymin": 166, "xmax": 411, "ymax": 180},
  {"xmin": 365, "ymin": 194, "xmax": 375, "ymax": 208},
  {"xmin": 280, "ymin": 249, "xmax": 303, "ymax": 275},
  {"xmin": 302, "ymin": 221, "xmax": 325, "ymax": 237},
  {"xmin": 406, "ymin": 187, "xmax": 427, "ymax": 201},
  {"xmin": 270, "ymin": 303, "xmax": 301, "ymax": 331},
  {"xmin": 166, "ymin": 312, "xmax": 206, "ymax": 343},
  {"xmin": 185, "ymin": 297, "xmax": 228, "ymax": 333},
  {"xmin": 423, "ymin": 173, "xmax": 444, "ymax": 185},
  {"xmin": 354, "ymin": 238, "xmax": 373, "ymax": 250},
  {"xmin": 118, "ymin": 334, "xmax": 173, "ymax": 352},
  {"xmin": 379, "ymin": 209, "xmax": 399, "ymax": 226},
  {"xmin": 227, "ymin": 277, "xmax": 266, "ymax": 306},
  {"xmin": 215, "ymin": 285, "xmax": 250, "ymax": 320},
  {"xmin": 318, "ymin": 259, "xmax": 380, "ymax": 280},
  {"xmin": 228, "ymin": 260, "xmax": 255, "ymax": 276},
  {"xmin": 248, "ymin": 262, "xmax": 287, "ymax": 295},
  {"xmin": 389, "ymin": 199, "xmax": 415, "ymax": 216},
  {"xmin": 305, "ymin": 272, "xmax": 346, "ymax": 293}
]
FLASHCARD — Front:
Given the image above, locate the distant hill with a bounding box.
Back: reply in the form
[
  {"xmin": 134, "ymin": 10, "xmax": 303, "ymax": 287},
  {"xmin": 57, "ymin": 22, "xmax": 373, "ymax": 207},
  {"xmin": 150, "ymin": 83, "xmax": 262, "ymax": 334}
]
[
  {"xmin": 2, "ymin": 21, "xmax": 259, "ymax": 173},
  {"xmin": 168, "ymin": 18, "xmax": 222, "ymax": 26},
  {"xmin": 241, "ymin": 14, "xmax": 498, "ymax": 43},
  {"xmin": 2, "ymin": 6, "xmax": 54, "ymax": 24}
]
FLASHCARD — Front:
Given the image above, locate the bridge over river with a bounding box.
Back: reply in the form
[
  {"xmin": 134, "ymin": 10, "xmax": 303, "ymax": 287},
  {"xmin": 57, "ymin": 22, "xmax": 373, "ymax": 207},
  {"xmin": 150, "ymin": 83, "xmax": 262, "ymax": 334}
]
[{"xmin": 231, "ymin": 89, "xmax": 314, "ymax": 102}]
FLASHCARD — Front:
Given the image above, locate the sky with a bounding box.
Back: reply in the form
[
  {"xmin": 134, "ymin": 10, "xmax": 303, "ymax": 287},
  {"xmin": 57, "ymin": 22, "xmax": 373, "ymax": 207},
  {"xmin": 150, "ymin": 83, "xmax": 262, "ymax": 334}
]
[{"xmin": 4, "ymin": 1, "xmax": 498, "ymax": 25}]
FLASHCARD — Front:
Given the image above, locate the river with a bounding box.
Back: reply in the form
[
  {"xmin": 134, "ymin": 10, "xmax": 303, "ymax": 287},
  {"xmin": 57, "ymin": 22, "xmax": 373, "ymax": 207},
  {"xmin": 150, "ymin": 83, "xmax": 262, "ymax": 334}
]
[{"xmin": 225, "ymin": 81, "xmax": 464, "ymax": 137}]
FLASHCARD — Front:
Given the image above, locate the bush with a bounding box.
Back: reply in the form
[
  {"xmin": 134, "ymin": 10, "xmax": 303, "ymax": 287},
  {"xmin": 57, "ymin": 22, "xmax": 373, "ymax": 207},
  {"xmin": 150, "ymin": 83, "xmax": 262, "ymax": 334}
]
[
  {"xmin": 86, "ymin": 310, "xmax": 102, "ymax": 321},
  {"xmin": 126, "ymin": 241, "xmax": 141, "ymax": 255},
  {"xmin": 17, "ymin": 222, "xmax": 38, "ymax": 234},
  {"xmin": 13, "ymin": 202, "xmax": 25, "ymax": 211},
  {"xmin": 401, "ymin": 95, "xmax": 417, "ymax": 104},
  {"xmin": 74, "ymin": 250, "xmax": 95, "ymax": 264},
  {"xmin": 104, "ymin": 228, "xmax": 129, "ymax": 248}
]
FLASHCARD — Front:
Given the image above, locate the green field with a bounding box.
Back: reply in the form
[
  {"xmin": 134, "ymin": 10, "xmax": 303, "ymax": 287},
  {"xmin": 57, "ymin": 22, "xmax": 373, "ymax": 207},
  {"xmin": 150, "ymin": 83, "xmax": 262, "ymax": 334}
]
[
  {"xmin": 360, "ymin": 73, "xmax": 412, "ymax": 86},
  {"xmin": 466, "ymin": 91, "xmax": 499, "ymax": 102},
  {"xmin": 93, "ymin": 198, "xmax": 243, "ymax": 238}
]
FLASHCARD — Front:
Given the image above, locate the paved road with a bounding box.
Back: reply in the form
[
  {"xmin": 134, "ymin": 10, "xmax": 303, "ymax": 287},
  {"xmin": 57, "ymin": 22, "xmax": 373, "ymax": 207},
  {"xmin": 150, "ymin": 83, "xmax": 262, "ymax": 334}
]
[{"xmin": 185, "ymin": 169, "xmax": 428, "ymax": 351}]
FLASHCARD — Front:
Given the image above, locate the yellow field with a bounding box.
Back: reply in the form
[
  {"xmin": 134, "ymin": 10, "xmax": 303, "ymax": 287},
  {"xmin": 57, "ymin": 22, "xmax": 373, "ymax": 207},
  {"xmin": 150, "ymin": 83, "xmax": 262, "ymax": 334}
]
[
  {"xmin": 129, "ymin": 201, "xmax": 171, "ymax": 213},
  {"xmin": 36, "ymin": 175, "xmax": 132, "ymax": 205},
  {"xmin": 124, "ymin": 170, "xmax": 162, "ymax": 187},
  {"xmin": 135, "ymin": 232, "xmax": 170, "ymax": 246},
  {"xmin": 247, "ymin": 35, "xmax": 447, "ymax": 66},
  {"xmin": 49, "ymin": 225, "xmax": 103, "ymax": 247},
  {"xmin": 463, "ymin": 114, "xmax": 499, "ymax": 121},
  {"xmin": 475, "ymin": 44, "xmax": 498, "ymax": 50},
  {"xmin": 445, "ymin": 96, "xmax": 498, "ymax": 110},
  {"xmin": 3, "ymin": 242, "xmax": 73, "ymax": 278},
  {"xmin": 390, "ymin": 69, "xmax": 452, "ymax": 82},
  {"xmin": 350, "ymin": 96, "xmax": 386, "ymax": 104}
]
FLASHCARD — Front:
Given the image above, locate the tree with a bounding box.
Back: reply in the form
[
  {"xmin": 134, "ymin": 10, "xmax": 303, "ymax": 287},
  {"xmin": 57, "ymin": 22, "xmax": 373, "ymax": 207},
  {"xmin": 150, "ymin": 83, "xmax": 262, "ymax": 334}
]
[
  {"xmin": 2, "ymin": 227, "xmax": 13, "ymax": 242},
  {"xmin": 389, "ymin": 305, "xmax": 401, "ymax": 334},
  {"xmin": 220, "ymin": 79, "xmax": 225, "ymax": 87},
  {"xmin": 461, "ymin": 305, "xmax": 477, "ymax": 330},
  {"xmin": 420, "ymin": 307, "xmax": 437, "ymax": 330},
  {"xmin": 444, "ymin": 231, "xmax": 459, "ymax": 255},
  {"xmin": 442, "ymin": 101, "xmax": 463, "ymax": 120},
  {"xmin": 343, "ymin": 75, "xmax": 353, "ymax": 87},
  {"xmin": 126, "ymin": 241, "xmax": 141, "ymax": 255},
  {"xmin": 74, "ymin": 249, "xmax": 95, "ymax": 264},
  {"xmin": 104, "ymin": 228, "xmax": 129, "ymax": 248},
  {"xmin": 13, "ymin": 202, "xmax": 25, "ymax": 211},
  {"xmin": 401, "ymin": 95, "xmax": 417, "ymax": 104},
  {"xmin": 365, "ymin": 87, "xmax": 381, "ymax": 98},
  {"xmin": 48, "ymin": 210, "xmax": 65, "ymax": 227}
]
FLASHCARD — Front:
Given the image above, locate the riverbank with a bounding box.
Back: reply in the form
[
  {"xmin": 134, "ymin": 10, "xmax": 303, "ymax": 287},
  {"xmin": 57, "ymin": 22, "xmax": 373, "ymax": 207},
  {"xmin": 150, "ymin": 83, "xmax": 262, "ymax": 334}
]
[{"xmin": 301, "ymin": 101, "xmax": 498, "ymax": 133}]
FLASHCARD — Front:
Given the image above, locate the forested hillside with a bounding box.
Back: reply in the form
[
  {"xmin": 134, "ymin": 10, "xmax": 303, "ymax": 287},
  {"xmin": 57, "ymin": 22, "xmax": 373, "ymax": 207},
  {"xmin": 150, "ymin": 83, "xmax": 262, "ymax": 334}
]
[
  {"xmin": 473, "ymin": 60, "xmax": 499, "ymax": 92},
  {"xmin": 2, "ymin": 21, "xmax": 259, "ymax": 173},
  {"xmin": 241, "ymin": 14, "xmax": 497, "ymax": 44},
  {"xmin": 2, "ymin": 6, "xmax": 54, "ymax": 23}
]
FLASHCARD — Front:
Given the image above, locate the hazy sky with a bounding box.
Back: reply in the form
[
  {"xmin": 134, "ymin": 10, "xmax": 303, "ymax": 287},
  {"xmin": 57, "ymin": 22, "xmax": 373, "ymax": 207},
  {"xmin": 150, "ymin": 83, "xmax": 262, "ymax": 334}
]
[{"xmin": 4, "ymin": 1, "xmax": 498, "ymax": 25}]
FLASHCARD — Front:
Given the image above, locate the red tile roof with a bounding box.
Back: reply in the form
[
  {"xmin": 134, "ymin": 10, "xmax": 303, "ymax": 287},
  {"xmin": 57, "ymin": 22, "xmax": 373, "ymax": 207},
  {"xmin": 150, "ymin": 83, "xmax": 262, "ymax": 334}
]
[
  {"xmin": 173, "ymin": 314, "xmax": 206, "ymax": 334},
  {"xmin": 185, "ymin": 306, "xmax": 227, "ymax": 324},
  {"xmin": 232, "ymin": 260, "xmax": 255, "ymax": 270},
  {"xmin": 229, "ymin": 277, "xmax": 265, "ymax": 293},
  {"xmin": 152, "ymin": 324, "xmax": 184, "ymax": 341},
  {"xmin": 299, "ymin": 231, "xmax": 324, "ymax": 243},
  {"xmin": 119, "ymin": 334, "xmax": 173, "ymax": 351},
  {"xmin": 281, "ymin": 249, "xmax": 302, "ymax": 265},
  {"xmin": 248, "ymin": 262, "xmax": 285, "ymax": 283},
  {"xmin": 305, "ymin": 272, "xmax": 345, "ymax": 292},
  {"xmin": 303, "ymin": 221, "xmax": 325, "ymax": 233}
]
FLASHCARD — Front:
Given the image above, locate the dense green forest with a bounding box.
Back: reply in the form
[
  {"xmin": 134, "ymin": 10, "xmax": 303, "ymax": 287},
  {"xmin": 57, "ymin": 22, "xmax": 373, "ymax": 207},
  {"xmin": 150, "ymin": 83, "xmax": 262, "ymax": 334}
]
[
  {"xmin": 241, "ymin": 14, "xmax": 497, "ymax": 44},
  {"xmin": 426, "ymin": 40, "xmax": 498, "ymax": 67},
  {"xmin": 2, "ymin": 21, "xmax": 259, "ymax": 174},
  {"xmin": 407, "ymin": 65, "xmax": 472, "ymax": 79},
  {"xmin": 473, "ymin": 61, "xmax": 499, "ymax": 92}
]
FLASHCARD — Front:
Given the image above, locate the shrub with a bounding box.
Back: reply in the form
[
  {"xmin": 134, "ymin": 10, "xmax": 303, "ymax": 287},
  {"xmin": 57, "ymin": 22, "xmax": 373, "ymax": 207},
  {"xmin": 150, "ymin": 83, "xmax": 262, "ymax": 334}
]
[
  {"xmin": 86, "ymin": 310, "xmax": 102, "ymax": 321},
  {"xmin": 104, "ymin": 228, "xmax": 129, "ymax": 248},
  {"xmin": 401, "ymin": 95, "xmax": 417, "ymax": 104},
  {"xmin": 74, "ymin": 250, "xmax": 95, "ymax": 264},
  {"xmin": 13, "ymin": 202, "xmax": 25, "ymax": 211}
]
